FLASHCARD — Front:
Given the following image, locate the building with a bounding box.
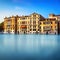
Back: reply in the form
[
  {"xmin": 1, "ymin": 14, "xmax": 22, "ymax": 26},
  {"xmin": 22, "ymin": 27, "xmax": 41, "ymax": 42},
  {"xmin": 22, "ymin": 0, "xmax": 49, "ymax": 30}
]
[
  {"xmin": 17, "ymin": 13, "xmax": 45, "ymax": 34},
  {"xmin": 4, "ymin": 13, "xmax": 60, "ymax": 34},
  {"xmin": 4, "ymin": 15, "xmax": 19, "ymax": 34},
  {"xmin": 49, "ymin": 14, "xmax": 60, "ymax": 21},
  {"xmin": 49, "ymin": 14, "xmax": 60, "ymax": 34},
  {"xmin": 39, "ymin": 18, "xmax": 58, "ymax": 34},
  {"xmin": 57, "ymin": 21, "xmax": 60, "ymax": 34}
]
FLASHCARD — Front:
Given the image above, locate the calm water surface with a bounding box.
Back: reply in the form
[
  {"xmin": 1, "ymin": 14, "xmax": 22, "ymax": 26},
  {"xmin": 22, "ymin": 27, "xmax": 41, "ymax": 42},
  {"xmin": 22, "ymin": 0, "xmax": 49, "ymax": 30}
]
[{"xmin": 0, "ymin": 34, "xmax": 60, "ymax": 60}]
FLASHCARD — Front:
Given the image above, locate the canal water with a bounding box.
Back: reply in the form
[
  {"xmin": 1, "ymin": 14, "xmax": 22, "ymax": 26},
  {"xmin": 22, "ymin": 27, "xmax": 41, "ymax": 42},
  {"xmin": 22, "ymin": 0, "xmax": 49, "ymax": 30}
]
[{"xmin": 0, "ymin": 34, "xmax": 60, "ymax": 60}]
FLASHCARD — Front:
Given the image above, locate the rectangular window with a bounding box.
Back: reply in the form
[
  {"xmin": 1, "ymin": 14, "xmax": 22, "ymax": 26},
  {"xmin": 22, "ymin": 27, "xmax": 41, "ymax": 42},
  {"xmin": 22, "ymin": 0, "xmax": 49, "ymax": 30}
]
[
  {"xmin": 30, "ymin": 20, "xmax": 32, "ymax": 23},
  {"xmin": 51, "ymin": 22, "xmax": 52, "ymax": 24},
  {"xmin": 43, "ymin": 26, "xmax": 51, "ymax": 30},
  {"xmin": 55, "ymin": 21, "xmax": 57, "ymax": 24},
  {"xmin": 43, "ymin": 22, "xmax": 50, "ymax": 24},
  {"xmin": 30, "ymin": 29, "xmax": 32, "ymax": 31},
  {"xmin": 40, "ymin": 26, "xmax": 41, "ymax": 29},
  {"xmin": 22, "ymin": 21, "xmax": 25, "ymax": 24},
  {"xmin": 38, "ymin": 29, "xmax": 39, "ymax": 31},
  {"xmin": 33, "ymin": 29, "xmax": 36, "ymax": 31},
  {"xmin": 33, "ymin": 21, "xmax": 36, "ymax": 24},
  {"xmin": 40, "ymin": 22, "xmax": 41, "ymax": 24},
  {"xmin": 33, "ymin": 26, "xmax": 36, "ymax": 28}
]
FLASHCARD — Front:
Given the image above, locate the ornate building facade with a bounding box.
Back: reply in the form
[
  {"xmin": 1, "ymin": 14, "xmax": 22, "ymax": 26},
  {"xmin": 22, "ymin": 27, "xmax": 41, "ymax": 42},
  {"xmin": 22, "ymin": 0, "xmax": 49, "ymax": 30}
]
[
  {"xmin": 4, "ymin": 13, "xmax": 59, "ymax": 34},
  {"xmin": 4, "ymin": 16, "xmax": 19, "ymax": 34},
  {"xmin": 49, "ymin": 14, "xmax": 60, "ymax": 34},
  {"xmin": 17, "ymin": 13, "xmax": 45, "ymax": 34},
  {"xmin": 39, "ymin": 18, "xmax": 57, "ymax": 34}
]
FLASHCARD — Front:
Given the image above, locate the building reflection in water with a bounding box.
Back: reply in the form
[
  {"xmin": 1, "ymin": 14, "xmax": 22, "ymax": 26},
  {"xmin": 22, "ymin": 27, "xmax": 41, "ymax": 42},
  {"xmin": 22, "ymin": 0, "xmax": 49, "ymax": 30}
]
[{"xmin": 0, "ymin": 34, "xmax": 59, "ymax": 57}]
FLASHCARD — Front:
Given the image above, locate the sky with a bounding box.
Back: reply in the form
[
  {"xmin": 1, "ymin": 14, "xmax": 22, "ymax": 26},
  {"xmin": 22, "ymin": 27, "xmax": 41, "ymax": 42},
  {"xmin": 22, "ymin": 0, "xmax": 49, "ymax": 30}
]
[{"xmin": 0, "ymin": 0, "xmax": 60, "ymax": 23}]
